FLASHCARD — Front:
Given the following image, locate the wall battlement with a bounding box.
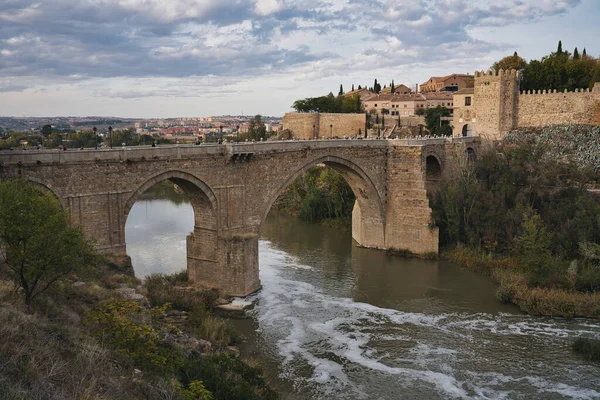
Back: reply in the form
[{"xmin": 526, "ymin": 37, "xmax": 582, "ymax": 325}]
[{"xmin": 457, "ymin": 70, "xmax": 600, "ymax": 139}]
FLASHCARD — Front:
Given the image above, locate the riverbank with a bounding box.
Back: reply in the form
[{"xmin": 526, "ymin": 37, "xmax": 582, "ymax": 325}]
[
  {"xmin": 0, "ymin": 260, "xmax": 277, "ymax": 399},
  {"xmin": 446, "ymin": 246, "xmax": 600, "ymax": 319}
]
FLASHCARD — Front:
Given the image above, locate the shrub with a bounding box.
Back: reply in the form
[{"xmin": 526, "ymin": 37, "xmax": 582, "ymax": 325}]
[
  {"xmin": 84, "ymin": 299, "xmax": 184, "ymax": 374},
  {"xmin": 188, "ymin": 306, "xmax": 238, "ymax": 346},
  {"xmin": 144, "ymin": 271, "xmax": 219, "ymax": 311},
  {"xmin": 178, "ymin": 353, "xmax": 277, "ymax": 400}
]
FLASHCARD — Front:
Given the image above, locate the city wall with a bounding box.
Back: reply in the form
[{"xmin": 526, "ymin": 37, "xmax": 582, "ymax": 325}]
[
  {"xmin": 518, "ymin": 87, "xmax": 600, "ymax": 127},
  {"xmin": 283, "ymin": 113, "xmax": 365, "ymax": 139},
  {"xmin": 460, "ymin": 70, "xmax": 600, "ymax": 140}
]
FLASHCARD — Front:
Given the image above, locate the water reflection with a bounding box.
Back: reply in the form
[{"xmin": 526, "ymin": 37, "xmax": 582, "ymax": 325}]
[{"xmin": 125, "ymin": 181, "xmax": 193, "ymax": 278}]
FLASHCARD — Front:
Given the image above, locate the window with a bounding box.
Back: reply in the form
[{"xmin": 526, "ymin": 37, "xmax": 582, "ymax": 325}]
[
  {"xmin": 465, "ymin": 97, "xmax": 471, "ymax": 106},
  {"xmin": 374, "ymin": 104, "xmax": 378, "ymax": 107},
  {"xmin": 404, "ymin": 104, "xmax": 407, "ymax": 108}
]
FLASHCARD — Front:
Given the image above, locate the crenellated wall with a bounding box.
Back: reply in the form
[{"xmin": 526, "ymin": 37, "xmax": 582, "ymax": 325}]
[
  {"xmin": 283, "ymin": 113, "xmax": 365, "ymax": 139},
  {"xmin": 518, "ymin": 87, "xmax": 600, "ymax": 127},
  {"xmin": 454, "ymin": 70, "xmax": 600, "ymax": 140}
]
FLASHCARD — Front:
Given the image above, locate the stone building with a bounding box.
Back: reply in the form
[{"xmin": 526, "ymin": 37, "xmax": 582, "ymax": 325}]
[
  {"xmin": 452, "ymin": 70, "xmax": 600, "ymax": 139},
  {"xmin": 420, "ymin": 74, "xmax": 474, "ymax": 93},
  {"xmin": 380, "ymin": 83, "xmax": 412, "ymax": 95},
  {"xmin": 282, "ymin": 113, "xmax": 366, "ymax": 139},
  {"xmin": 363, "ymin": 92, "xmax": 454, "ymax": 117}
]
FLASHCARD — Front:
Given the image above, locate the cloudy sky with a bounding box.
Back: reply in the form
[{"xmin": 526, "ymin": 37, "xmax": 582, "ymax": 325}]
[{"xmin": 0, "ymin": 0, "xmax": 598, "ymax": 118}]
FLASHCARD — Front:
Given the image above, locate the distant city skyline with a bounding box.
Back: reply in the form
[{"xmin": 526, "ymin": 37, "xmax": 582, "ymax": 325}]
[{"xmin": 1, "ymin": 0, "xmax": 599, "ymax": 118}]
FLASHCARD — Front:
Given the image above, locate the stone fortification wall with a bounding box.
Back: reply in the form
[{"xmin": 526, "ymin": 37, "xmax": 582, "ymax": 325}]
[
  {"xmin": 318, "ymin": 113, "xmax": 365, "ymax": 138},
  {"xmin": 518, "ymin": 86, "xmax": 600, "ymax": 127},
  {"xmin": 282, "ymin": 113, "xmax": 320, "ymax": 139},
  {"xmin": 472, "ymin": 69, "xmax": 519, "ymax": 140},
  {"xmin": 283, "ymin": 113, "xmax": 365, "ymax": 139}
]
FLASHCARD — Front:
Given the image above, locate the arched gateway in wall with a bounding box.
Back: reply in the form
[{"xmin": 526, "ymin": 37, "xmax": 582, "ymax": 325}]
[{"xmin": 0, "ymin": 139, "xmax": 475, "ymax": 296}]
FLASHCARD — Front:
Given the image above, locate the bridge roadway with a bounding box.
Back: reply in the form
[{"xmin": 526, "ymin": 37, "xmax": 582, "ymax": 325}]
[{"xmin": 0, "ymin": 137, "xmax": 478, "ymax": 296}]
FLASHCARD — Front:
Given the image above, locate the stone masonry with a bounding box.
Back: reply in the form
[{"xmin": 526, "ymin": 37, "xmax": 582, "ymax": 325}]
[
  {"xmin": 283, "ymin": 113, "xmax": 365, "ymax": 139},
  {"xmin": 453, "ymin": 70, "xmax": 600, "ymax": 140},
  {"xmin": 0, "ymin": 138, "xmax": 477, "ymax": 296}
]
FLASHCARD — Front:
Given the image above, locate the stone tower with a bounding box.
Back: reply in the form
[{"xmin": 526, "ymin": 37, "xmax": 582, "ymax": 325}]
[{"xmin": 472, "ymin": 69, "xmax": 520, "ymax": 140}]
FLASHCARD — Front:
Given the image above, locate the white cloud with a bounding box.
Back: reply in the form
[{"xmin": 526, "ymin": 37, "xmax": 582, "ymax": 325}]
[{"xmin": 254, "ymin": 0, "xmax": 283, "ymax": 16}]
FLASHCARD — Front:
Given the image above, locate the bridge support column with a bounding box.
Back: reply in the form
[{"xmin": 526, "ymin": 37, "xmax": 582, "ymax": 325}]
[
  {"xmin": 384, "ymin": 146, "xmax": 439, "ymax": 254},
  {"xmin": 187, "ymin": 230, "xmax": 260, "ymax": 297}
]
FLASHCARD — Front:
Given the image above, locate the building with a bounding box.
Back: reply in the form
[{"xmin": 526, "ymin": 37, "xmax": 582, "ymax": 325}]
[
  {"xmin": 452, "ymin": 69, "xmax": 600, "ymax": 139},
  {"xmin": 342, "ymin": 88, "xmax": 374, "ymax": 100},
  {"xmin": 380, "ymin": 83, "xmax": 412, "ymax": 95},
  {"xmin": 363, "ymin": 92, "xmax": 454, "ymax": 117},
  {"xmin": 420, "ymin": 74, "xmax": 474, "ymax": 93}
]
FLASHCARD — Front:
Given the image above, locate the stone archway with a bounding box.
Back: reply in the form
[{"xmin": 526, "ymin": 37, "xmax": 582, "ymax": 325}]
[
  {"xmin": 261, "ymin": 155, "xmax": 386, "ymax": 249},
  {"xmin": 123, "ymin": 170, "xmax": 219, "ymax": 285},
  {"xmin": 425, "ymin": 155, "xmax": 442, "ymax": 195},
  {"xmin": 462, "ymin": 124, "xmax": 472, "ymax": 137}
]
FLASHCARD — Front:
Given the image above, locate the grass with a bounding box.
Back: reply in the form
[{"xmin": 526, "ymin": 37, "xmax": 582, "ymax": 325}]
[
  {"xmin": 572, "ymin": 337, "xmax": 600, "ymax": 362},
  {"xmin": 446, "ymin": 245, "xmax": 600, "ymax": 319},
  {"xmin": 143, "ymin": 270, "xmax": 219, "ymax": 311}
]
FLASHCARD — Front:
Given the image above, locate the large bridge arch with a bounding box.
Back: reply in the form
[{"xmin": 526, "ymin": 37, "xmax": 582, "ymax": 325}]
[
  {"xmin": 260, "ymin": 155, "xmax": 386, "ymax": 248},
  {"xmin": 123, "ymin": 170, "xmax": 219, "ymax": 285},
  {"xmin": 24, "ymin": 177, "xmax": 68, "ymax": 212}
]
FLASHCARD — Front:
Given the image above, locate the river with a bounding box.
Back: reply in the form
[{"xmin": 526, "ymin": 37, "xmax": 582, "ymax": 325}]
[{"xmin": 126, "ymin": 183, "xmax": 600, "ymax": 399}]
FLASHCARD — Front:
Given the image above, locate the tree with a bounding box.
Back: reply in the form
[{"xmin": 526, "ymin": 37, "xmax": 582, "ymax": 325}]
[
  {"xmin": 424, "ymin": 106, "xmax": 451, "ymax": 136},
  {"xmin": 358, "ymin": 85, "xmax": 362, "ymax": 90},
  {"xmin": 492, "ymin": 52, "xmax": 527, "ymax": 71},
  {"xmin": 339, "ymin": 84, "xmax": 344, "ymax": 96},
  {"xmin": 391, "ymin": 80, "xmax": 395, "ymax": 94},
  {"xmin": 557, "ymin": 40, "xmax": 563, "ymax": 55},
  {"xmin": 373, "ymin": 79, "xmax": 381, "ymax": 94},
  {"xmin": 351, "ymin": 84, "xmax": 355, "ymax": 91},
  {"xmin": 583, "ymin": 48, "xmax": 587, "ymax": 58},
  {"xmin": 574, "ymin": 47, "xmax": 580, "ymax": 60},
  {"xmin": 590, "ymin": 64, "xmax": 600, "ymax": 90},
  {"xmin": 41, "ymin": 124, "xmax": 53, "ymax": 138},
  {"xmin": 248, "ymin": 115, "xmax": 267, "ymax": 140},
  {"xmin": 0, "ymin": 179, "xmax": 96, "ymax": 305}
]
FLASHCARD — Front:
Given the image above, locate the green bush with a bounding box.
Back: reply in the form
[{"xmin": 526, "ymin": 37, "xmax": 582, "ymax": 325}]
[
  {"xmin": 84, "ymin": 299, "xmax": 184, "ymax": 374},
  {"xmin": 144, "ymin": 272, "xmax": 219, "ymax": 311},
  {"xmin": 188, "ymin": 306, "xmax": 238, "ymax": 346},
  {"xmin": 178, "ymin": 353, "xmax": 277, "ymax": 400}
]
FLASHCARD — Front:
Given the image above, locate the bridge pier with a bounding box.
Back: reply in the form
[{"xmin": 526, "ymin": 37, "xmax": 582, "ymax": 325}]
[{"xmin": 187, "ymin": 231, "xmax": 260, "ymax": 296}]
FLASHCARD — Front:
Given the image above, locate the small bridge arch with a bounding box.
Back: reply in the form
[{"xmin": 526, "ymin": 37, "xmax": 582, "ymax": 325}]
[{"xmin": 123, "ymin": 170, "xmax": 219, "ymax": 284}]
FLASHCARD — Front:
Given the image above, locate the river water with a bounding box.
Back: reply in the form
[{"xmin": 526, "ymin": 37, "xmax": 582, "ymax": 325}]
[{"xmin": 126, "ymin": 183, "xmax": 600, "ymax": 399}]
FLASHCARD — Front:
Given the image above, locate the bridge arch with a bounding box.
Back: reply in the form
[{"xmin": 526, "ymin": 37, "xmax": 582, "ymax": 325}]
[
  {"xmin": 123, "ymin": 170, "xmax": 219, "ymax": 283},
  {"xmin": 261, "ymin": 155, "xmax": 386, "ymax": 248},
  {"xmin": 25, "ymin": 177, "xmax": 68, "ymax": 211}
]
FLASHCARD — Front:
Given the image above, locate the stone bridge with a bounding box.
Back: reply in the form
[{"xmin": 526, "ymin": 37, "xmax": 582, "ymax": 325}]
[{"xmin": 0, "ymin": 137, "xmax": 478, "ymax": 296}]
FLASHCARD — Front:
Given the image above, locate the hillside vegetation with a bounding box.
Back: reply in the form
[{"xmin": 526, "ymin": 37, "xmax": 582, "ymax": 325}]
[{"xmin": 432, "ymin": 124, "xmax": 600, "ymax": 318}]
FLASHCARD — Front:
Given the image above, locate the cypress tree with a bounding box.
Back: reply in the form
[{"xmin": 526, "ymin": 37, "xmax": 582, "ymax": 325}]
[
  {"xmin": 583, "ymin": 48, "xmax": 587, "ymax": 58},
  {"xmin": 391, "ymin": 80, "xmax": 395, "ymax": 94},
  {"xmin": 557, "ymin": 40, "xmax": 563, "ymax": 54},
  {"xmin": 358, "ymin": 85, "xmax": 362, "ymax": 90},
  {"xmin": 339, "ymin": 84, "xmax": 344, "ymax": 96},
  {"xmin": 574, "ymin": 47, "xmax": 579, "ymax": 60},
  {"xmin": 352, "ymin": 84, "xmax": 355, "ymax": 91}
]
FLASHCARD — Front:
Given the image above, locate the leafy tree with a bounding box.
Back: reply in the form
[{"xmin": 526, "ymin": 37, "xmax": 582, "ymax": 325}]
[
  {"xmin": 424, "ymin": 106, "xmax": 451, "ymax": 135},
  {"xmin": 415, "ymin": 107, "xmax": 426, "ymax": 116},
  {"xmin": 0, "ymin": 179, "xmax": 96, "ymax": 305},
  {"xmin": 41, "ymin": 124, "xmax": 53, "ymax": 138},
  {"xmin": 590, "ymin": 64, "xmax": 600, "ymax": 90},
  {"xmin": 248, "ymin": 115, "xmax": 267, "ymax": 140},
  {"xmin": 492, "ymin": 52, "xmax": 527, "ymax": 71}
]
